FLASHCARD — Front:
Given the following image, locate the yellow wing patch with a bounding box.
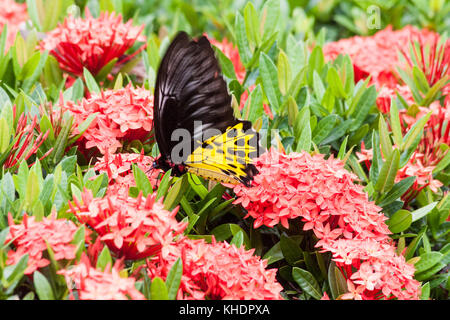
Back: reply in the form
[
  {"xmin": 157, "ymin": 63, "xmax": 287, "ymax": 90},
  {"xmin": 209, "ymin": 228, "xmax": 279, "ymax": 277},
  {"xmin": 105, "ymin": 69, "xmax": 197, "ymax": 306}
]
[{"xmin": 185, "ymin": 122, "xmax": 259, "ymax": 185}]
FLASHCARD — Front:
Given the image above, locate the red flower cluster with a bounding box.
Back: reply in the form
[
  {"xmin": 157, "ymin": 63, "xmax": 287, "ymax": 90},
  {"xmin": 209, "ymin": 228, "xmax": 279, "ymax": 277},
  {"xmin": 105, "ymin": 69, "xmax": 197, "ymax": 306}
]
[
  {"xmin": 6, "ymin": 213, "xmax": 78, "ymax": 274},
  {"xmin": 39, "ymin": 10, "xmax": 146, "ymax": 77},
  {"xmin": 147, "ymin": 237, "xmax": 283, "ymax": 300},
  {"xmin": 69, "ymin": 190, "xmax": 186, "ymax": 260},
  {"xmin": 60, "ymin": 84, "xmax": 153, "ymax": 155},
  {"xmin": 59, "ymin": 254, "xmax": 145, "ymax": 300},
  {"xmin": 233, "ymin": 148, "xmax": 421, "ymax": 299},
  {"xmin": 324, "ymin": 25, "xmax": 437, "ymax": 88},
  {"xmin": 94, "ymin": 152, "xmax": 161, "ymax": 197},
  {"xmin": 0, "ymin": 0, "xmax": 27, "ymax": 50}
]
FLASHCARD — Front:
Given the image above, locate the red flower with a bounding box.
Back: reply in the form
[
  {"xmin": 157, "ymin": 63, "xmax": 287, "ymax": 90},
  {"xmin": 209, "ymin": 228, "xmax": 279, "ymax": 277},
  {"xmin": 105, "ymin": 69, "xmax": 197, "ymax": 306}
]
[
  {"xmin": 146, "ymin": 237, "xmax": 283, "ymax": 300},
  {"xmin": 233, "ymin": 148, "xmax": 421, "ymax": 300},
  {"xmin": 39, "ymin": 9, "xmax": 146, "ymax": 77},
  {"xmin": 324, "ymin": 25, "xmax": 439, "ymax": 89},
  {"xmin": 6, "ymin": 212, "xmax": 78, "ymax": 274},
  {"xmin": 69, "ymin": 189, "xmax": 186, "ymax": 260},
  {"xmin": 0, "ymin": 0, "xmax": 27, "ymax": 51},
  {"xmin": 59, "ymin": 254, "xmax": 145, "ymax": 300},
  {"xmin": 3, "ymin": 106, "xmax": 52, "ymax": 170},
  {"xmin": 60, "ymin": 84, "xmax": 153, "ymax": 155},
  {"xmin": 94, "ymin": 152, "xmax": 161, "ymax": 197}
]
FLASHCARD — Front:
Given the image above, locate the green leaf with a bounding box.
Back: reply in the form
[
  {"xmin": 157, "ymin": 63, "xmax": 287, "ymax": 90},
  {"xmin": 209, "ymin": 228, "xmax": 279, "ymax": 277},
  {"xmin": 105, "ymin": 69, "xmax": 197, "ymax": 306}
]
[
  {"xmin": 387, "ymin": 209, "xmax": 412, "ymax": 233},
  {"xmin": 350, "ymin": 85, "xmax": 377, "ymax": 131},
  {"xmin": 433, "ymin": 151, "xmax": 450, "ymax": 174},
  {"xmin": 326, "ymin": 67, "xmax": 346, "ymax": 98},
  {"xmin": 132, "ymin": 164, "xmax": 153, "ymax": 197},
  {"xmin": 277, "ymin": 50, "xmax": 291, "ymax": 95},
  {"xmin": 296, "ymin": 116, "xmax": 311, "ymax": 152},
  {"xmin": 379, "ymin": 115, "xmax": 393, "ymax": 159},
  {"xmin": 165, "ymin": 258, "xmax": 183, "ymax": 300},
  {"xmin": 243, "ymin": 1, "xmax": 260, "ymax": 47},
  {"xmin": 312, "ymin": 71, "xmax": 325, "ymax": 102},
  {"xmin": 26, "ymin": 0, "xmax": 43, "ymax": 31},
  {"xmin": 96, "ymin": 246, "xmax": 113, "ymax": 271},
  {"xmin": 83, "ymin": 67, "xmax": 101, "ymax": 93},
  {"xmin": 260, "ymin": 52, "xmax": 282, "ymax": 112},
  {"xmin": 263, "ymin": 242, "xmax": 283, "ymax": 265},
  {"xmin": 402, "ymin": 112, "xmax": 431, "ymax": 152},
  {"xmin": 307, "ymin": 46, "xmax": 324, "ymax": 86},
  {"xmin": 235, "ymin": 13, "xmax": 252, "ymax": 67},
  {"xmin": 155, "ymin": 169, "xmax": 172, "ymax": 201},
  {"xmin": 292, "ymin": 267, "xmax": 322, "ymax": 300},
  {"xmin": 33, "ymin": 271, "xmax": 55, "ymax": 300},
  {"xmin": 261, "ymin": 0, "xmax": 280, "ymax": 43},
  {"xmin": 163, "ymin": 174, "xmax": 189, "ymax": 211},
  {"xmin": 150, "ymin": 277, "xmax": 169, "ymax": 300},
  {"xmin": 280, "ymin": 235, "xmax": 303, "ymax": 265},
  {"xmin": 287, "ymin": 96, "xmax": 299, "ymax": 127},
  {"xmin": 243, "ymin": 84, "xmax": 263, "ymax": 123},
  {"xmin": 374, "ymin": 148, "xmax": 400, "ymax": 194},
  {"xmin": 0, "ymin": 117, "xmax": 10, "ymax": 153},
  {"xmin": 389, "ymin": 99, "xmax": 403, "ymax": 148},
  {"xmin": 414, "ymin": 252, "xmax": 443, "ymax": 273},
  {"xmin": 230, "ymin": 230, "xmax": 244, "ymax": 248},
  {"xmin": 4, "ymin": 254, "xmax": 28, "ymax": 287},
  {"xmin": 328, "ymin": 261, "xmax": 347, "ymax": 300},
  {"xmin": 420, "ymin": 282, "xmax": 430, "ymax": 300},
  {"xmin": 411, "ymin": 202, "xmax": 438, "ymax": 222},
  {"xmin": 213, "ymin": 45, "xmax": 237, "ymax": 80},
  {"xmin": 378, "ymin": 176, "xmax": 416, "ymax": 207}
]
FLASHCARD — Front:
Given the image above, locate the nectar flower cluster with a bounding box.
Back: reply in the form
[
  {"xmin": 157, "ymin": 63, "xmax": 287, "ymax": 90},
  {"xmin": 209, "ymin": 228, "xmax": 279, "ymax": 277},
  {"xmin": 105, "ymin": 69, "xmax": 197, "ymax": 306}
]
[
  {"xmin": 233, "ymin": 148, "xmax": 421, "ymax": 299},
  {"xmin": 59, "ymin": 255, "xmax": 145, "ymax": 300},
  {"xmin": 60, "ymin": 84, "xmax": 154, "ymax": 155},
  {"xmin": 147, "ymin": 237, "xmax": 283, "ymax": 300},
  {"xmin": 39, "ymin": 10, "xmax": 146, "ymax": 77},
  {"xmin": 6, "ymin": 213, "xmax": 78, "ymax": 274},
  {"xmin": 69, "ymin": 190, "xmax": 186, "ymax": 260},
  {"xmin": 323, "ymin": 25, "xmax": 438, "ymax": 88},
  {"xmin": 94, "ymin": 152, "xmax": 161, "ymax": 196},
  {"xmin": 0, "ymin": 0, "xmax": 28, "ymax": 50}
]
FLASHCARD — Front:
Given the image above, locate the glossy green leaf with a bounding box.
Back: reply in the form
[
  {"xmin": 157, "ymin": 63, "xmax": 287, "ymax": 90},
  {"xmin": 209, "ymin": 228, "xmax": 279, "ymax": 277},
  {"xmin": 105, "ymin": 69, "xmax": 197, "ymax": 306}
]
[
  {"xmin": 387, "ymin": 209, "xmax": 412, "ymax": 233},
  {"xmin": 292, "ymin": 267, "xmax": 322, "ymax": 300}
]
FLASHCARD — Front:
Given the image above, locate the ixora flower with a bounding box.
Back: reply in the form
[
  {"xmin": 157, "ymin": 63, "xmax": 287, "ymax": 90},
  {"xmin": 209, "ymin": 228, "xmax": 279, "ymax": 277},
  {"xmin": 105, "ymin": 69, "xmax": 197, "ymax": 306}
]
[
  {"xmin": 60, "ymin": 84, "xmax": 153, "ymax": 155},
  {"xmin": 68, "ymin": 190, "xmax": 186, "ymax": 260},
  {"xmin": 59, "ymin": 254, "xmax": 145, "ymax": 300},
  {"xmin": 94, "ymin": 152, "xmax": 161, "ymax": 196},
  {"xmin": 323, "ymin": 25, "xmax": 438, "ymax": 88},
  {"xmin": 0, "ymin": 0, "xmax": 28, "ymax": 50},
  {"xmin": 233, "ymin": 148, "xmax": 421, "ymax": 300},
  {"xmin": 39, "ymin": 10, "xmax": 146, "ymax": 77},
  {"xmin": 146, "ymin": 237, "xmax": 283, "ymax": 300},
  {"xmin": 5, "ymin": 213, "xmax": 78, "ymax": 275},
  {"xmin": 322, "ymin": 238, "xmax": 420, "ymax": 300},
  {"xmin": 234, "ymin": 148, "xmax": 389, "ymax": 238}
]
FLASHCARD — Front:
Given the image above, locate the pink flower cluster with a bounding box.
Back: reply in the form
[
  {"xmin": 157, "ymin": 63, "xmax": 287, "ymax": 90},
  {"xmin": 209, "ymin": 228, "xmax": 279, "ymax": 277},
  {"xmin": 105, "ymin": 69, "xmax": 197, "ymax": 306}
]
[
  {"xmin": 61, "ymin": 84, "xmax": 154, "ymax": 155},
  {"xmin": 69, "ymin": 189, "xmax": 186, "ymax": 260},
  {"xmin": 6, "ymin": 213, "xmax": 78, "ymax": 274},
  {"xmin": 59, "ymin": 255, "xmax": 145, "ymax": 300},
  {"xmin": 233, "ymin": 148, "xmax": 421, "ymax": 299},
  {"xmin": 40, "ymin": 10, "xmax": 146, "ymax": 77},
  {"xmin": 0, "ymin": 0, "xmax": 28, "ymax": 50},
  {"xmin": 147, "ymin": 237, "xmax": 283, "ymax": 300},
  {"xmin": 323, "ymin": 25, "xmax": 437, "ymax": 89},
  {"xmin": 94, "ymin": 152, "xmax": 161, "ymax": 196}
]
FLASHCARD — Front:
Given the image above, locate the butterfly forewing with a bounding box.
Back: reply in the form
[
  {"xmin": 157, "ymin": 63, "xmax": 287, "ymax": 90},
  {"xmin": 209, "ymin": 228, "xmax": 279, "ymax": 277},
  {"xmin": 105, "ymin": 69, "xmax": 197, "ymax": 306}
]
[{"xmin": 154, "ymin": 31, "xmax": 261, "ymax": 186}]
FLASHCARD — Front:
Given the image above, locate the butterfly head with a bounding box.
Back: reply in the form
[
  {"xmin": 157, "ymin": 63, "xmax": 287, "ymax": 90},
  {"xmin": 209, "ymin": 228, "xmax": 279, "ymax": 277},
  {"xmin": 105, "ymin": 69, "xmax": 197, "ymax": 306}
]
[{"xmin": 153, "ymin": 156, "xmax": 187, "ymax": 177}]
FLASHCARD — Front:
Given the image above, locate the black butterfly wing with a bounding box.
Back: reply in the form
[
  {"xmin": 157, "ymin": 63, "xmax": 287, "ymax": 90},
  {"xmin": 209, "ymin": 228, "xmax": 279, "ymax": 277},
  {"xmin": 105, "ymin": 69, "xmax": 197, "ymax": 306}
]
[
  {"xmin": 153, "ymin": 31, "xmax": 260, "ymax": 186},
  {"xmin": 154, "ymin": 32, "xmax": 241, "ymax": 161}
]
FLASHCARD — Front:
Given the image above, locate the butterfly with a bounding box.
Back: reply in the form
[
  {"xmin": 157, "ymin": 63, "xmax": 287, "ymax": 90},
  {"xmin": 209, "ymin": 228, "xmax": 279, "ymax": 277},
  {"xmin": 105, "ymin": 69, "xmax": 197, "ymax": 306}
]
[{"xmin": 152, "ymin": 31, "xmax": 261, "ymax": 187}]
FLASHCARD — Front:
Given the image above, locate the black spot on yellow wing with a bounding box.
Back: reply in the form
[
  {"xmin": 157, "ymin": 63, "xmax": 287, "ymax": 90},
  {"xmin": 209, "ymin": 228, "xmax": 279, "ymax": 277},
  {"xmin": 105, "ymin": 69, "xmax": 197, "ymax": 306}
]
[{"xmin": 185, "ymin": 123, "xmax": 259, "ymax": 186}]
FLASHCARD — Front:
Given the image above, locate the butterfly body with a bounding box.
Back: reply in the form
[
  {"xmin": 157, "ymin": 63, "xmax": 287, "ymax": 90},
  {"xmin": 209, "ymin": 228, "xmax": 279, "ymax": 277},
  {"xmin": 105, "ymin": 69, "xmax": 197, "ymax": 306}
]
[{"xmin": 153, "ymin": 31, "xmax": 260, "ymax": 187}]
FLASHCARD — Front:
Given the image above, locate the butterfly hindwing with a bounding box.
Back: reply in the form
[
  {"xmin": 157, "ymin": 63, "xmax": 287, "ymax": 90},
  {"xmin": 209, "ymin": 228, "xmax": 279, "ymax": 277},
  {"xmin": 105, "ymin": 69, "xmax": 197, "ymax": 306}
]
[
  {"xmin": 154, "ymin": 31, "xmax": 260, "ymax": 186},
  {"xmin": 185, "ymin": 122, "xmax": 259, "ymax": 185}
]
